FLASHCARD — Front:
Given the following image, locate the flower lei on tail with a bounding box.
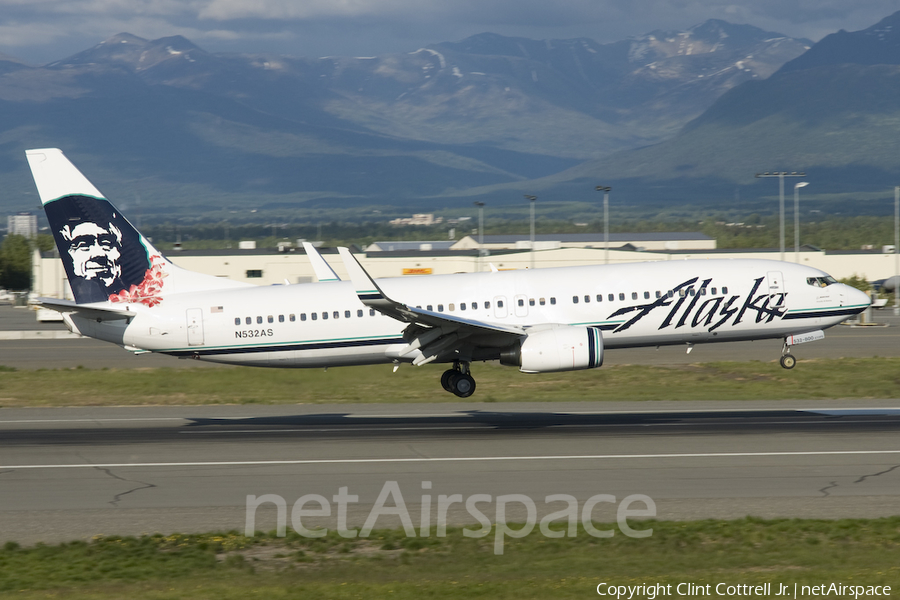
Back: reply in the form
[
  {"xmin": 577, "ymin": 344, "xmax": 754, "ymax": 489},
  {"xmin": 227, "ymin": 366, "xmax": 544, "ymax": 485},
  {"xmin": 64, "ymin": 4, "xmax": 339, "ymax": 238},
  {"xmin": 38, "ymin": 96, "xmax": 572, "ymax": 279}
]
[{"xmin": 108, "ymin": 255, "xmax": 168, "ymax": 307}]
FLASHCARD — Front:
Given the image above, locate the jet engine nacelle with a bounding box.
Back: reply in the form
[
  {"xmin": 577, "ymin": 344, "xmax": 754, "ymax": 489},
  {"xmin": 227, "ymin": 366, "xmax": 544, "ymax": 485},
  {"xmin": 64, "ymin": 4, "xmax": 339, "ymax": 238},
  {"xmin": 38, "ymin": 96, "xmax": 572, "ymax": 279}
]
[{"xmin": 500, "ymin": 325, "xmax": 603, "ymax": 373}]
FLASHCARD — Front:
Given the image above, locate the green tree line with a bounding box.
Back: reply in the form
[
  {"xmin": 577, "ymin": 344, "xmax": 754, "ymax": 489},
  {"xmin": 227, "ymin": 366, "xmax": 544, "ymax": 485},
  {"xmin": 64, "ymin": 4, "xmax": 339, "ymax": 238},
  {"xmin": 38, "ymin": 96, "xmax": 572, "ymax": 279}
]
[{"xmin": 0, "ymin": 234, "xmax": 54, "ymax": 290}]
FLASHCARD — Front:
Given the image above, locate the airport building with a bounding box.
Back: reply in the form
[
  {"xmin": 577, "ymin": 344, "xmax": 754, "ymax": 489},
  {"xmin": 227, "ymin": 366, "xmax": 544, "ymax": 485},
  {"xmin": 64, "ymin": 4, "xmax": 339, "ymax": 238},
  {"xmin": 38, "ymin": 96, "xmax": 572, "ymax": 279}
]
[
  {"xmin": 7, "ymin": 212, "xmax": 37, "ymax": 238},
  {"xmin": 449, "ymin": 232, "xmax": 717, "ymax": 252}
]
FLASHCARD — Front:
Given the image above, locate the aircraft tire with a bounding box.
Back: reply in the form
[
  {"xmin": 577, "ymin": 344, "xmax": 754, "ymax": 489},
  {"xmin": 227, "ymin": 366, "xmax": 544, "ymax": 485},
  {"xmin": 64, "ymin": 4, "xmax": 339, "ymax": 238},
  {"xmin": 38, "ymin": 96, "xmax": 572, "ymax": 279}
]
[
  {"xmin": 450, "ymin": 373, "xmax": 476, "ymax": 398},
  {"xmin": 780, "ymin": 355, "xmax": 796, "ymax": 369},
  {"xmin": 441, "ymin": 369, "xmax": 456, "ymax": 392}
]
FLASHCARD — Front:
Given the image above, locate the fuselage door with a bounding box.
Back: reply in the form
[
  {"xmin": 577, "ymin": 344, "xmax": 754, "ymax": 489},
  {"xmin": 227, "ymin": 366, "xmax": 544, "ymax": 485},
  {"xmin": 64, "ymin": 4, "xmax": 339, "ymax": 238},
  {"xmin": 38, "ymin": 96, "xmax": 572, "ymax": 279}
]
[
  {"xmin": 514, "ymin": 294, "xmax": 529, "ymax": 317},
  {"xmin": 186, "ymin": 308, "xmax": 204, "ymax": 346},
  {"xmin": 494, "ymin": 296, "xmax": 508, "ymax": 318}
]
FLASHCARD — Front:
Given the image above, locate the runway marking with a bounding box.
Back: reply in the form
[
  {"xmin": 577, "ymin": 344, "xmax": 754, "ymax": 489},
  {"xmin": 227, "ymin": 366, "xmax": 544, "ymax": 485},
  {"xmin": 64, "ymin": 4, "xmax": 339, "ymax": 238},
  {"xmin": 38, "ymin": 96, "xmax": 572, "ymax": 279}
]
[
  {"xmin": 179, "ymin": 426, "xmax": 489, "ymax": 434},
  {"xmin": 3, "ymin": 449, "xmax": 900, "ymax": 470},
  {"xmin": 0, "ymin": 418, "xmax": 188, "ymax": 424}
]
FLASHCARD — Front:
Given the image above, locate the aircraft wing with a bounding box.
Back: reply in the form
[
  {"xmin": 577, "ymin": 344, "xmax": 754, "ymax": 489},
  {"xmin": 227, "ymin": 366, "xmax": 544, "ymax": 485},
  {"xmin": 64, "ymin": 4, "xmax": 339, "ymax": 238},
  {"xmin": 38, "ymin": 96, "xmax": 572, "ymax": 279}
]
[
  {"xmin": 302, "ymin": 242, "xmax": 341, "ymax": 282},
  {"xmin": 34, "ymin": 297, "xmax": 135, "ymax": 322},
  {"xmin": 337, "ymin": 247, "xmax": 525, "ymax": 365}
]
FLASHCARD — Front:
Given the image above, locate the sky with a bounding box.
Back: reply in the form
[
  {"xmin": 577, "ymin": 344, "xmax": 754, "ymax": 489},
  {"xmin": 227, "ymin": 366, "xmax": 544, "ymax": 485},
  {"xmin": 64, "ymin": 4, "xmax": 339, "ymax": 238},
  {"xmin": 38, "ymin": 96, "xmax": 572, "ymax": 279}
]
[{"xmin": 2, "ymin": 0, "xmax": 900, "ymax": 65}]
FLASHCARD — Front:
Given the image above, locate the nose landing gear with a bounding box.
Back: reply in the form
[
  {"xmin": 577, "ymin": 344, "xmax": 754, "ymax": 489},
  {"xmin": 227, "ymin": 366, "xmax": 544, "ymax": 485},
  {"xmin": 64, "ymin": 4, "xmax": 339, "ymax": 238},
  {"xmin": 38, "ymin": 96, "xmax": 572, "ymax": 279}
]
[
  {"xmin": 441, "ymin": 360, "xmax": 476, "ymax": 398},
  {"xmin": 780, "ymin": 341, "xmax": 796, "ymax": 369}
]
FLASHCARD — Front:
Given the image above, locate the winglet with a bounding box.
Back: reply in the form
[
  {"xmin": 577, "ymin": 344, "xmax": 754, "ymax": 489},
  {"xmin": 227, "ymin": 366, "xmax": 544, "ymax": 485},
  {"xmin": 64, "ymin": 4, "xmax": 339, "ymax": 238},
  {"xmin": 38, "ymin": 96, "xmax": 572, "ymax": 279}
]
[
  {"xmin": 337, "ymin": 247, "xmax": 396, "ymax": 311},
  {"xmin": 302, "ymin": 242, "xmax": 341, "ymax": 282}
]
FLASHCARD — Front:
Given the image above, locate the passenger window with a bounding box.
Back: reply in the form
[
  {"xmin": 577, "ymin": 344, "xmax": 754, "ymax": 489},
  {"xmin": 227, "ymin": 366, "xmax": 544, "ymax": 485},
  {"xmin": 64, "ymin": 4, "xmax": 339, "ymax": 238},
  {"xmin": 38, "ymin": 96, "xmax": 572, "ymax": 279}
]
[
  {"xmin": 608, "ymin": 294, "xmax": 614, "ymax": 302},
  {"xmin": 311, "ymin": 313, "xmax": 317, "ymax": 321},
  {"xmin": 461, "ymin": 303, "xmax": 467, "ymax": 311},
  {"xmin": 643, "ymin": 292, "xmax": 650, "ymax": 300},
  {"xmin": 332, "ymin": 311, "xmax": 338, "ymax": 319},
  {"xmin": 485, "ymin": 301, "xmax": 490, "ymax": 309},
  {"xmin": 668, "ymin": 290, "xmax": 674, "ymax": 298},
  {"xmin": 632, "ymin": 292, "xmax": 638, "ymax": 300},
  {"xmin": 679, "ymin": 289, "xmax": 686, "ymax": 298},
  {"xmin": 321, "ymin": 312, "xmax": 327, "ymax": 320},
  {"xmin": 700, "ymin": 288, "xmax": 706, "ymax": 296},
  {"xmin": 655, "ymin": 291, "xmax": 661, "ymax": 299},
  {"xmin": 471, "ymin": 302, "xmax": 477, "ymax": 310},
  {"xmin": 278, "ymin": 315, "xmax": 284, "ymax": 323},
  {"xmin": 290, "ymin": 314, "xmax": 296, "ymax": 322},
  {"xmin": 438, "ymin": 304, "xmax": 444, "ymax": 312},
  {"xmin": 234, "ymin": 318, "xmax": 241, "ymax": 326},
  {"xmin": 267, "ymin": 315, "xmax": 274, "ymax": 323},
  {"xmin": 300, "ymin": 313, "xmax": 306, "ymax": 321},
  {"xmin": 449, "ymin": 304, "xmax": 455, "ymax": 311},
  {"xmin": 496, "ymin": 301, "xmax": 502, "ymax": 308},
  {"xmin": 584, "ymin": 295, "xmax": 590, "ymax": 303},
  {"xmin": 518, "ymin": 299, "xmax": 524, "ymax": 307},
  {"xmin": 427, "ymin": 305, "xmax": 433, "ymax": 311},
  {"xmin": 245, "ymin": 317, "xmax": 251, "ymax": 325},
  {"xmin": 596, "ymin": 294, "xmax": 603, "ymax": 302},
  {"xmin": 257, "ymin": 316, "xmax": 263, "ymax": 324},
  {"xmin": 539, "ymin": 298, "xmax": 546, "ymax": 305},
  {"xmin": 711, "ymin": 287, "xmax": 717, "ymax": 295},
  {"xmin": 573, "ymin": 296, "xmax": 579, "ymax": 304},
  {"xmin": 370, "ymin": 309, "xmax": 376, "ymax": 316},
  {"xmin": 550, "ymin": 297, "xmax": 556, "ymax": 305},
  {"xmin": 529, "ymin": 298, "xmax": 535, "ymax": 306},
  {"xmin": 357, "ymin": 309, "xmax": 363, "ymax": 317},
  {"xmin": 344, "ymin": 310, "xmax": 351, "ymax": 318},
  {"xmin": 619, "ymin": 293, "xmax": 625, "ymax": 301}
]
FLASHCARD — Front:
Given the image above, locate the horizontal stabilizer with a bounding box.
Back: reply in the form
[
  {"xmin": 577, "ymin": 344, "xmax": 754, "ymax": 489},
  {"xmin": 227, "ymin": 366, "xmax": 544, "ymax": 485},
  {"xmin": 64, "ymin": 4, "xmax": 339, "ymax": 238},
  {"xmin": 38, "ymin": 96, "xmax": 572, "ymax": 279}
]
[{"xmin": 34, "ymin": 297, "xmax": 135, "ymax": 321}]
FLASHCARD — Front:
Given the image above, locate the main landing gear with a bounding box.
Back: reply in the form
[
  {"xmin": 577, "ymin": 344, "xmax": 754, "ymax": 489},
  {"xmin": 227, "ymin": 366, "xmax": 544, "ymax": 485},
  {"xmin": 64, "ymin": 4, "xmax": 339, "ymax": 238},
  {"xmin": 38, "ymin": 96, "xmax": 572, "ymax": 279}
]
[
  {"xmin": 441, "ymin": 361, "xmax": 476, "ymax": 398},
  {"xmin": 780, "ymin": 341, "xmax": 797, "ymax": 369}
]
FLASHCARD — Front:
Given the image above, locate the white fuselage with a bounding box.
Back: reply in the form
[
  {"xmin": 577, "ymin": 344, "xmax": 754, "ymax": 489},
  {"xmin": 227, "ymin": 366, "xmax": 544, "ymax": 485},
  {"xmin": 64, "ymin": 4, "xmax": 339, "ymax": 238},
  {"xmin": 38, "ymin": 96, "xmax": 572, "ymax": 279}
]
[{"xmin": 71, "ymin": 259, "xmax": 870, "ymax": 369}]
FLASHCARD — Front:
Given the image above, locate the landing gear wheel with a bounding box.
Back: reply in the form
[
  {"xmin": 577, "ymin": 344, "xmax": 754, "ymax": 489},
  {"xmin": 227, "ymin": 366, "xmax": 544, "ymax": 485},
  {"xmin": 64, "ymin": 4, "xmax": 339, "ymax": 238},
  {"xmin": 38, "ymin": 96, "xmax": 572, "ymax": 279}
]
[
  {"xmin": 780, "ymin": 354, "xmax": 796, "ymax": 369},
  {"xmin": 449, "ymin": 373, "xmax": 476, "ymax": 398},
  {"xmin": 441, "ymin": 369, "xmax": 456, "ymax": 392}
]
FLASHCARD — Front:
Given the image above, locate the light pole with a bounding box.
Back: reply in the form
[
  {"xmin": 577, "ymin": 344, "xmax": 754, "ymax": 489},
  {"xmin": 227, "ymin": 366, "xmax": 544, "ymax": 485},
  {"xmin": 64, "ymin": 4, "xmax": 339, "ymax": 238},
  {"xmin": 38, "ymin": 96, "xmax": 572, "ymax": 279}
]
[
  {"xmin": 596, "ymin": 186, "xmax": 611, "ymax": 265},
  {"xmin": 793, "ymin": 182, "xmax": 808, "ymax": 264},
  {"xmin": 524, "ymin": 195, "xmax": 537, "ymax": 269},
  {"xmin": 473, "ymin": 201, "xmax": 485, "ymax": 272},
  {"xmin": 756, "ymin": 171, "xmax": 806, "ymax": 261}
]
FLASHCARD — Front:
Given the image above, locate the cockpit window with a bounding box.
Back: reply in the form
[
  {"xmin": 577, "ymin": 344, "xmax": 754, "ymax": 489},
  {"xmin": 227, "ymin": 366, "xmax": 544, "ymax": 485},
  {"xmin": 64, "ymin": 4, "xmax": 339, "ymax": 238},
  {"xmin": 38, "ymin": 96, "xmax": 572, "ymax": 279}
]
[{"xmin": 807, "ymin": 276, "xmax": 837, "ymax": 288}]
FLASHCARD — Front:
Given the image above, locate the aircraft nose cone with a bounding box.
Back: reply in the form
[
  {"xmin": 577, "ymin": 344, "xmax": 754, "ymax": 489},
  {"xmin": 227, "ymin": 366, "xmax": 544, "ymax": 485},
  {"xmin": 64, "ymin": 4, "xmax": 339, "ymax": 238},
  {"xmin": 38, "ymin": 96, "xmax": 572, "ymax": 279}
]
[{"xmin": 848, "ymin": 286, "xmax": 871, "ymax": 311}]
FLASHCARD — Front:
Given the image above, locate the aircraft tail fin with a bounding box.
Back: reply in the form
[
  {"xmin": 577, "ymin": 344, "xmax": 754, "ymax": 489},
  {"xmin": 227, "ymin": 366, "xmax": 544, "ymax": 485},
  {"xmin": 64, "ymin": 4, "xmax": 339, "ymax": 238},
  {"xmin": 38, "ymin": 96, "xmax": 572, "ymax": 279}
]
[{"xmin": 26, "ymin": 148, "xmax": 250, "ymax": 306}]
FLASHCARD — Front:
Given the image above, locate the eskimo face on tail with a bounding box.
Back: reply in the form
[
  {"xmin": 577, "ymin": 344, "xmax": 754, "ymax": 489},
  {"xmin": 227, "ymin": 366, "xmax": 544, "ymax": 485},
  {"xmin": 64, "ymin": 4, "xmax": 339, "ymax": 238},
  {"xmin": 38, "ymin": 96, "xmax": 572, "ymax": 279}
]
[
  {"xmin": 45, "ymin": 194, "xmax": 166, "ymax": 306},
  {"xmin": 60, "ymin": 221, "xmax": 123, "ymax": 287}
]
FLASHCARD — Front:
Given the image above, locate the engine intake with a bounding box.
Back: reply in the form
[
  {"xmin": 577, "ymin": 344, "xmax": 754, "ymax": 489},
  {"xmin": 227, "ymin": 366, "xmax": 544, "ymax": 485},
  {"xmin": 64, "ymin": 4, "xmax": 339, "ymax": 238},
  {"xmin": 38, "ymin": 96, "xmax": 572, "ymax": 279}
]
[{"xmin": 500, "ymin": 326, "xmax": 603, "ymax": 373}]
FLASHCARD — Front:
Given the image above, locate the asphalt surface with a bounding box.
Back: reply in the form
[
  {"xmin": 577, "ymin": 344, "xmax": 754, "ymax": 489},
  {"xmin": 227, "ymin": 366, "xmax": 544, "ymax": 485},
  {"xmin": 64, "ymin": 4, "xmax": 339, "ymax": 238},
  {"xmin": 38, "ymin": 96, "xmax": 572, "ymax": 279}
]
[
  {"xmin": 2, "ymin": 401, "xmax": 899, "ymax": 544},
  {"xmin": 1, "ymin": 305, "xmax": 899, "ymax": 369}
]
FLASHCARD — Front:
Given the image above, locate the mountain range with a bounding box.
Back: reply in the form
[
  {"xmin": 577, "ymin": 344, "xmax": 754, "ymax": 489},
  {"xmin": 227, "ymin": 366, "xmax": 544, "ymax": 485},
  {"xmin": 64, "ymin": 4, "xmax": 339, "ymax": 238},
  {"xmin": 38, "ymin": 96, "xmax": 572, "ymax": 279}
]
[
  {"xmin": 0, "ymin": 20, "xmax": 810, "ymax": 220},
  {"xmin": 563, "ymin": 10, "xmax": 900, "ymax": 212}
]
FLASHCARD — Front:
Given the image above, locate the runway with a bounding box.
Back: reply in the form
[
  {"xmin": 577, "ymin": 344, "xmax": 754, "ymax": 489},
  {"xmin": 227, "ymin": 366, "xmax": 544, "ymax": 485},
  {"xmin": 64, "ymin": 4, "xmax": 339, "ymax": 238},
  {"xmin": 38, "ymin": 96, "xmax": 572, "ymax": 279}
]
[{"xmin": 2, "ymin": 400, "xmax": 899, "ymax": 544}]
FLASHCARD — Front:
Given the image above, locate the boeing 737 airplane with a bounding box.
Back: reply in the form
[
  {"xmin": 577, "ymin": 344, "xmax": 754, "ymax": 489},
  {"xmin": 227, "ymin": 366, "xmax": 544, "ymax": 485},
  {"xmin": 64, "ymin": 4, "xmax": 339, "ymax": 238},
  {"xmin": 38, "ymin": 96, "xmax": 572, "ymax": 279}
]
[{"xmin": 26, "ymin": 148, "xmax": 870, "ymax": 397}]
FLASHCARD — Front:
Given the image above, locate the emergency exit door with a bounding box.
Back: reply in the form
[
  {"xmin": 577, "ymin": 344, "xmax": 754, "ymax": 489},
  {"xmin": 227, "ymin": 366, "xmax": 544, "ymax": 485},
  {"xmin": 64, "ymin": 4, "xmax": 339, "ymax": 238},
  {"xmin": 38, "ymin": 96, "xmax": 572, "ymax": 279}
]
[{"xmin": 186, "ymin": 308, "xmax": 204, "ymax": 346}]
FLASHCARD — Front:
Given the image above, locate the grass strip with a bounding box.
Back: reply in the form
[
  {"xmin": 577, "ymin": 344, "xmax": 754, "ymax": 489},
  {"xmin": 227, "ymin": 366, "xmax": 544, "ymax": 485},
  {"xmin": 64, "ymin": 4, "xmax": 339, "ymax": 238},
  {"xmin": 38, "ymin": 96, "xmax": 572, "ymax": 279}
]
[
  {"xmin": 0, "ymin": 358, "xmax": 899, "ymax": 406},
  {"xmin": 2, "ymin": 517, "xmax": 899, "ymax": 598}
]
